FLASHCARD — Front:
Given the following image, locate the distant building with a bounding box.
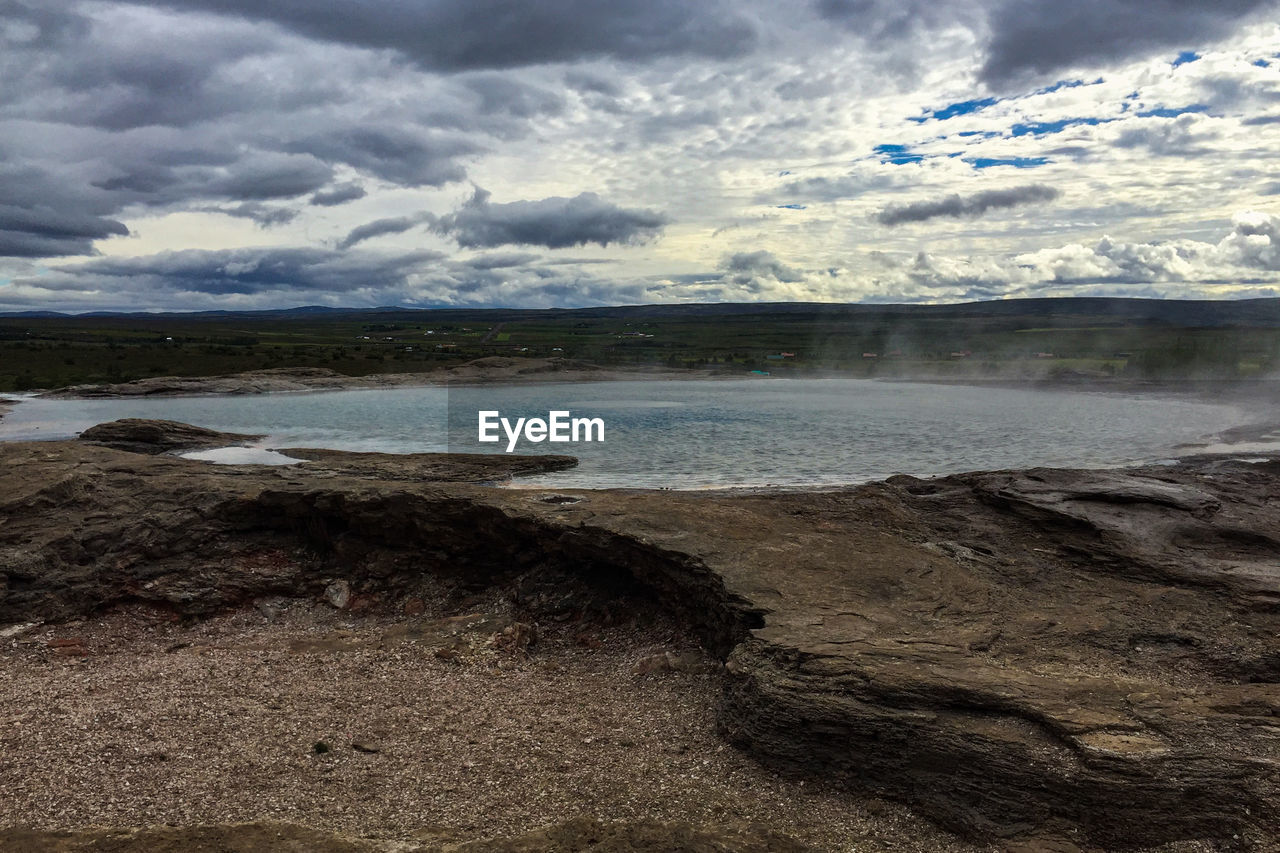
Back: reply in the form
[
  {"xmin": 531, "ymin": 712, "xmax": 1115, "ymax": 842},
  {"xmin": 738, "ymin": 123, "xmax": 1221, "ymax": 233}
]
[{"xmin": 862, "ymin": 352, "xmax": 878, "ymax": 359}]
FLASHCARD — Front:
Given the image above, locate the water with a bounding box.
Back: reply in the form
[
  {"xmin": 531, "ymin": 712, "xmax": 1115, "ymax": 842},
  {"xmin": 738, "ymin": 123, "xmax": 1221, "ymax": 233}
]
[{"xmin": 0, "ymin": 379, "xmax": 1248, "ymax": 489}]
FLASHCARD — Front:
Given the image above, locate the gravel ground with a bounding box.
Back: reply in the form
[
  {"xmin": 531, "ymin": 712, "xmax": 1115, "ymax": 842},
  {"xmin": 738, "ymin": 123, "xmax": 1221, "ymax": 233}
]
[
  {"xmin": 1, "ymin": 602, "xmax": 990, "ymax": 853},
  {"xmin": 0, "ymin": 604, "xmax": 1221, "ymax": 852}
]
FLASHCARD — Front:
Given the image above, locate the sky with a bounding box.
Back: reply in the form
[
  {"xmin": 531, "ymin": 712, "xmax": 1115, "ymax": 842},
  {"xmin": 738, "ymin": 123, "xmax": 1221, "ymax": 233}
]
[{"xmin": 2, "ymin": 0, "xmax": 1280, "ymax": 312}]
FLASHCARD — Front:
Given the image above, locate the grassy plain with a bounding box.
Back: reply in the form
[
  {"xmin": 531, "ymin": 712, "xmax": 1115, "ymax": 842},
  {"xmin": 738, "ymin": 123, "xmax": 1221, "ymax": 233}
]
[{"xmin": 2, "ymin": 299, "xmax": 1278, "ymax": 392}]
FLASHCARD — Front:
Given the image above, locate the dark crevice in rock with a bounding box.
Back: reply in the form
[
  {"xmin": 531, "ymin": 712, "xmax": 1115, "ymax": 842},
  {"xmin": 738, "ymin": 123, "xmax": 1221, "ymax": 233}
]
[{"xmin": 16, "ymin": 485, "xmax": 763, "ymax": 659}]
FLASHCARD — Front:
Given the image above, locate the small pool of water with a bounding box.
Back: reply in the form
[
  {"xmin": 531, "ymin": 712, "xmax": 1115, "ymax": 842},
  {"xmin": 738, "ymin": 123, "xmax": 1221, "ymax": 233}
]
[{"xmin": 0, "ymin": 379, "xmax": 1252, "ymax": 489}]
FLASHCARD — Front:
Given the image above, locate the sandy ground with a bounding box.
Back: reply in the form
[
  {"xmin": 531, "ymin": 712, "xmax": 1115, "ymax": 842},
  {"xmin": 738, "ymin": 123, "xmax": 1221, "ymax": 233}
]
[{"xmin": 1, "ymin": 602, "xmax": 992, "ymax": 853}]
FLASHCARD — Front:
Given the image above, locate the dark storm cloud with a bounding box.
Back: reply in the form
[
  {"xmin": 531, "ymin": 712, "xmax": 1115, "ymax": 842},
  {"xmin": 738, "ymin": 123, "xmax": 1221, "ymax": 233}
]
[
  {"xmin": 0, "ymin": 0, "xmax": 89, "ymax": 50},
  {"xmin": 460, "ymin": 75, "xmax": 566, "ymax": 119},
  {"xmin": 0, "ymin": 204, "xmax": 129, "ymax": 257},
  {"xmin": 204, "ymin": 154, "xmax": 333, "ymax": 200},
  {"xmin": 432, "ymin": 188, "xmax": 667, "ymax": 249},
  {"xmin": 86, "ymin": 152, "xmax": 337, "ymax": 212},
  {"xmin": 0, "ymin": 4, "xmax": 488, "ymax": 260},
  {"xmin": 286, "ymin": 127, "xmax": 478, "ymax": 187},
  {"xmin": 876, "ymin": 184, "xmax": 1060, "ymax": 226},
  {"xmin": 814, "ymin": 0, "xmax": 973, "ymax": 42},
  {"xmin": 337, "ymin": 213, "xmax": 432, "ymax": 250},
  {"xmin": 140, "ymin": 0, "xmax": 759, "ymax": 70},
  {"xmin": 2, "ymin": 2, "xmax": 279, "ymax": 133},
  {"xmin": 47, "ymin": 247, "xmax": 443, "ymax": 295},
  {"xmin": 979, "ymin": 0, "xmax": 1273, "ymax": 87},
  {"xmin": 0, "ymin": 165, "xmax": 118, "ymax": 226},
  {"xmin": 814, "ymin": 0, "xmax": 1272, "ymax": 87},
  {"xmin": 310, "ymin": 183, "xmax": 367, "ymax": 207}
]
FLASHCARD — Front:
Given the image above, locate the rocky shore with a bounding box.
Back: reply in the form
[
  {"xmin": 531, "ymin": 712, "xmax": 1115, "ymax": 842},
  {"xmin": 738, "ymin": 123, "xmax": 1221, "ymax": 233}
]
[
  {"xmin": 36, "ymin": 358, "xmax": 719, "ymax": 400},
  {"xmin": 2, "ymin": 421, "xmax": 1278, "ymax": 851}
]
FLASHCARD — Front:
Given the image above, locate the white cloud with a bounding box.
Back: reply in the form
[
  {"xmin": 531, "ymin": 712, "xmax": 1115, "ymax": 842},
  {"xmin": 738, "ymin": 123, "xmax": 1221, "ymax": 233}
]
[{"xmin": 2, "ymin": 3, "xmax": 1280, "ymax": 309}]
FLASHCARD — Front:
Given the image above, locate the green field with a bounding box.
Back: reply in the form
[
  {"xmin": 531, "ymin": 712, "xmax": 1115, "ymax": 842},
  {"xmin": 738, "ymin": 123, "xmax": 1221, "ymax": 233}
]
[{"xmin": 2, "ymin": 298, "xmax": 1279, "ymax": 392}]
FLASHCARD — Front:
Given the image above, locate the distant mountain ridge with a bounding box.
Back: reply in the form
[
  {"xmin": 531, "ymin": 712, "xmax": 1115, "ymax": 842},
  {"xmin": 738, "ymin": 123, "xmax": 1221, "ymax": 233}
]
[{"xmin": 5, "ymin": 297, "xmax": 1280, "ymax": 327}]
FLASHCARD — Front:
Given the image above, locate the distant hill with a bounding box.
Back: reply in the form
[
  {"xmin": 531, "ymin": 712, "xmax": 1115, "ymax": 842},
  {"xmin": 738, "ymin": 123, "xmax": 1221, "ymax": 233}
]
[{"xmin": 7, "ymin": 296, "xmax": 1279, "ymax": 327}]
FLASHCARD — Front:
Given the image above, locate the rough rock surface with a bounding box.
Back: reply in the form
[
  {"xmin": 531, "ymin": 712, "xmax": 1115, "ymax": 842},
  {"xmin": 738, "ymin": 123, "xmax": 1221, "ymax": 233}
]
[
  {"xmin": 1, "ymin": 435, "xmax": 1277, "ymax": 849},
  {"xmin": 0, "ymin": 817, "xmax": 810, "ymax": 852},
  {"xmin": 275, "ymin": 446, "xmax": 578, "ymax": 482},
  {"xmin": 40, "ymin": 359, "xmax": 714, "ymax": 398},
  {"xmin": 77, "ymin": 418, "xmax": 265, "ymax": 454}
]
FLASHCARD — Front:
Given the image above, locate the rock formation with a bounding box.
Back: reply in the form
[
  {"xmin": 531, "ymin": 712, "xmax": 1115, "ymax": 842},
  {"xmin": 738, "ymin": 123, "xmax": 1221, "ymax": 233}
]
[
  {"xmin": 1, "ymin": 425, "xmax": 1277, "ymax": 850},
  {"xmin": 77, "ymin": 418, "xmax": 265, "ymax": 454}
]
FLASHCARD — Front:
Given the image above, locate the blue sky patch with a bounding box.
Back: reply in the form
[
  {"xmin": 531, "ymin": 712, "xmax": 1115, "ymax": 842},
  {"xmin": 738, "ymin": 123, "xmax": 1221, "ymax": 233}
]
[
  {"xmin": 873, "ymin": 143, "xmax": 925, "ymax": 165},
  {"xmin": 1254, "ymin": 59, "xmax": 1270, "ymax": 67},
  {"xmin": 1172, "ymin": 51, "xmax": 1200, "ymax": 68},
  {"xmin": 910, "ymin": 97, "xmax": 999, "ymax": 123},
  {"xmin": 965, "ymin": 156, "xmax": 1050, "ymax": 169},
  {"xmin": 776, "ymin": 203, "xmax": 807, "ymax": 210},
  {"xmin": 1010, "ymin": 117, "xmax": 1108, "ymax": 137}
]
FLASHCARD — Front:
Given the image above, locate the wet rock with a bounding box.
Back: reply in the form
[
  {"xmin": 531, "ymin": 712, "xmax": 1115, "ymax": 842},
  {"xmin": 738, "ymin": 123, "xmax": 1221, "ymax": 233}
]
[
  {"xmin": 278, "ymin": 447, "xmax": 577, "ymax": 482},
  {"xmin": 78, "ymin": 419, "xmax": 264, "ymax": 455}
]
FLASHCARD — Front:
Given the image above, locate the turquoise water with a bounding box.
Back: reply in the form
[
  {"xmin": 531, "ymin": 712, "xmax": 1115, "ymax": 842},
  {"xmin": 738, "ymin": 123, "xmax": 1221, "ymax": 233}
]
[{"xmin": 0, "ymin": 379, "xmax": 1246, "ymax": 488}]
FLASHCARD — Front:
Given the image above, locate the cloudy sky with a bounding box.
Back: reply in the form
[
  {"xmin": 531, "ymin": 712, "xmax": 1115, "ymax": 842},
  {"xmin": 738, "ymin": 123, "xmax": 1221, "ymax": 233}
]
[{"xmin": 2, "ymin": 0, "xmax": 1280, "ymax": 312}]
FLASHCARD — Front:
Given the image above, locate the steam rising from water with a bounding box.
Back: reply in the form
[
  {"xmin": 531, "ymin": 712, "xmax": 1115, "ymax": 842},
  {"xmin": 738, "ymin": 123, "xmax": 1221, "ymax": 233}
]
[{"xmin": 0, "ymin": 379, "xmax": 1255, "ymax": 489}]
